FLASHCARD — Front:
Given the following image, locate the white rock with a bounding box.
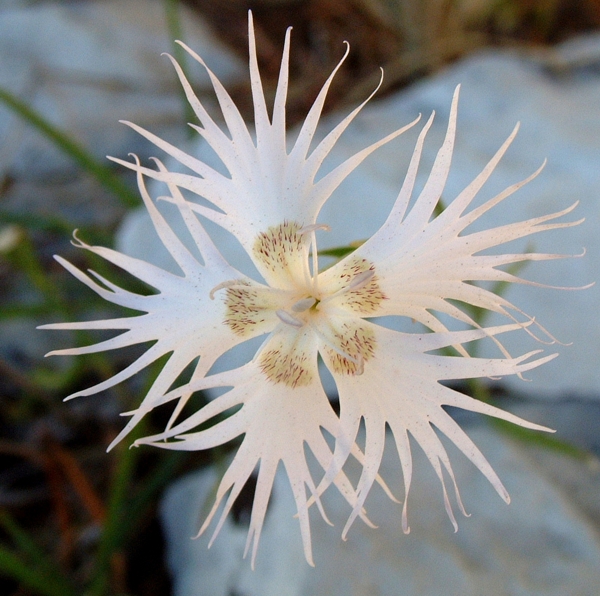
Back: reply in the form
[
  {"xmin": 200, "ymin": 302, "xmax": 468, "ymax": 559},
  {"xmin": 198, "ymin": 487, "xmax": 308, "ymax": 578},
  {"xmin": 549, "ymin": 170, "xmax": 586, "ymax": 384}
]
[
  {"xmin": 118, "ymin": 39, "xmax": 600, "ymax": 397},
  {"xmin": 161, "ymin": 426, "xmax": 600, "ymax": 596},
  {"xmin": 0, "ymin": 0, "xmax": 244, "ymax": 178}
]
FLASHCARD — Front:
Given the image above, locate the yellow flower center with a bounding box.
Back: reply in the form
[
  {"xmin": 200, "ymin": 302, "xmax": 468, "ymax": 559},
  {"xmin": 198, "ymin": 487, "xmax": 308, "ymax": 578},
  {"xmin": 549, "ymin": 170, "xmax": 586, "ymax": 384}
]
[{"xmin": 218, "ymin": 222, "xmax": 386, "ymax": 386}]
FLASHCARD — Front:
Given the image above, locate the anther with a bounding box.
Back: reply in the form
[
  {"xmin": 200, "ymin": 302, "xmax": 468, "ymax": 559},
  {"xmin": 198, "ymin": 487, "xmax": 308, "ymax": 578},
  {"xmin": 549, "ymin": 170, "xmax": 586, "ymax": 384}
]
[
  {"xmin": 276, "ymin": 309, "xmax": 304, "ymax": 328},
  {"xmin": 291, "ymin": 297, "xmax": 317, "ymax": 312}
]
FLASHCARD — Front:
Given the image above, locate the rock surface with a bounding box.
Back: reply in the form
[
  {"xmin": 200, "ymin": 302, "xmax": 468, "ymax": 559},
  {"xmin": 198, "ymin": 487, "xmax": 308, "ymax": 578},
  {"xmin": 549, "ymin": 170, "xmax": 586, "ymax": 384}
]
[
  {"xmin": 0, "ymin": 0, "xmax": 244, "ymax": 223},
  {"xmin": 161, "ymin": 424, "xmax": 600, "ymax": 596}
]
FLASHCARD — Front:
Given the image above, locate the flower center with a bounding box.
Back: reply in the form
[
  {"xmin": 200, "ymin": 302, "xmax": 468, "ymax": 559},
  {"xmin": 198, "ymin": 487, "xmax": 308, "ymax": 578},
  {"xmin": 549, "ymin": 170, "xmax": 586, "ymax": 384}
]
[{"xmin": 216, "ymin": 222, "xmax": 386, "ymax": 386}]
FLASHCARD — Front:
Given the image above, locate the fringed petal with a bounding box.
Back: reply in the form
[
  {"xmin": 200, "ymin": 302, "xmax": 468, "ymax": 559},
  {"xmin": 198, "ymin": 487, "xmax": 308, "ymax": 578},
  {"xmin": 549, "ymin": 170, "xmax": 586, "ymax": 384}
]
[{"xmin": 324, "ymin": 322, "xmax": 554, "ymax": 535}]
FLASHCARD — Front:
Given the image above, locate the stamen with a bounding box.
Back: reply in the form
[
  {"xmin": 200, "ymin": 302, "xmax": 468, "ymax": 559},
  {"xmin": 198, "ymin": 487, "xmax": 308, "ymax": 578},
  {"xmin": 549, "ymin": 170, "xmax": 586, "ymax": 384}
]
[
  {"xmin": 309, "ymin": 322, "xmax": 364, "ymax": 374},
  {"xmin": 276, "ymin": 309, "xmax": 304, "ymax": 328},
  {"xmin": 291, "ymin": 297, "xmax": 317, "ymax": 312},
  {"xmin": 353, "ymin": 355, "xmax": 365, "ymax": 376},
  {"xmin": 347, "ymin": 269, "xmax": 375, "ymax": 290},
  {"xmin": 299, "ymin": 223, "xmax": 330, "ymax": 297},
  {"xmin": 311, "ymin": 231, "xmax": 320, "ymax": 296},
  {"xmin": 320, "ymin": 270, "xmax": 375, "ymax": 305},
  {"xmin": 209, "ymin": 279, "xmax": 244, "ymax": 299}
]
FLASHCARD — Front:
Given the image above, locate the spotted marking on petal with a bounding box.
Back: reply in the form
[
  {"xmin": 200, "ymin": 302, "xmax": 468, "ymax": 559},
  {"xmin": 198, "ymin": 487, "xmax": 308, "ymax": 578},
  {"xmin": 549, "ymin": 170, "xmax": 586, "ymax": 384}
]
[
  {"xmin": 224, "ymin": 281, "xmax": 284, "ymax": 337},
  {"xmin": 258, "ymin": 327, "xmax": 315, "ymax": 387},
  {"xmin": 324, "ymin": 320, "xmax": 376, "ymax": 376},
  {"xmin": 327, "ymin": 256, "xmax": 386, "ymax": 314},
  {"xmin": 252, "ymin": 221, "xmax": 306, "ymax": 286}
]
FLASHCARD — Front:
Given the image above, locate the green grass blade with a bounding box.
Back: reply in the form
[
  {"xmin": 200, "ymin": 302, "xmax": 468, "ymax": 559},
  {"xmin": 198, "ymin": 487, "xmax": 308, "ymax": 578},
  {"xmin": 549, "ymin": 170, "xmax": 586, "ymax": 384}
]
[
  {"xmin": 86, "ymin": 416, "xmax": 155, "ymax": 596},
  {"xmin": 0, "ymin": 210, "xmax": 76, "ymax": 236},
  {"xmin": 491, "ymin": 418, "xmax": 594, "ymax": 460},
  {"xmin": 0, "ymin": 547, "xmax": 75, "ymax": 596},
  {"xmin": 0, "ymin": 87, "xmax": 139, "ymax": 208},
  {"xmin": 118, "ymin": 451, "xmax": 185, "ymax": 543},
  {"xmin": 0, "ymin": 512, "xmax": 77, "ymax": 596},
  {"xmin": 164, "ymin": 0, "xmax": 196, "ymax": 135}
]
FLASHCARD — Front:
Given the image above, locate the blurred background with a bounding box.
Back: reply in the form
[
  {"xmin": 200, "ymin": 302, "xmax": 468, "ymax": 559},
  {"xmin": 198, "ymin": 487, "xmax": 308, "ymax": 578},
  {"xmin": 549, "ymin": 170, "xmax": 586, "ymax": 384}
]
[{"xmin": 1, "ymin": 1, "xmax": 600, "ymax": 595}]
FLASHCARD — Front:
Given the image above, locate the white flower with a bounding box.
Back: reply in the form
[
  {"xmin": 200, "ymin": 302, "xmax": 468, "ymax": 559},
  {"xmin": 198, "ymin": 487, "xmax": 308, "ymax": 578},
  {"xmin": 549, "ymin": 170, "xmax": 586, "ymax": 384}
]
[{"xmin": 41, "ymin": 13, "xmax": 583, "ymax": 567}]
